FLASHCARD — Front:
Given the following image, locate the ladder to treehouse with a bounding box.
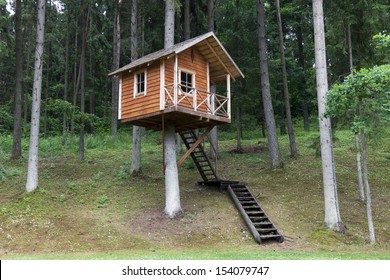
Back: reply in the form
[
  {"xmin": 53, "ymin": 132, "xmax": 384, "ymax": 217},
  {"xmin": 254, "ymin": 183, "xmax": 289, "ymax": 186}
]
[
  {"xmin": 178, "ymin": 128, "xmax": 283, "ymax": 244},
  {"xmin": 226, "ymin": 183, "xmax": 284, "ymax": 244},
  {"xmin": 179, "ymin": 128, "xmax": 218, "ymax": 182}
]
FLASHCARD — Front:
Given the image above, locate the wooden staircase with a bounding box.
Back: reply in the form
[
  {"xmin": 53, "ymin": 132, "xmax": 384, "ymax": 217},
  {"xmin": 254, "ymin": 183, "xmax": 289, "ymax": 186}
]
[
  {"xmin": 179, "ymin": 128, "xmax": 283, "ymax": 244},
  {"xmin": 226, "ymin": 183, "xmax": 284, "ymax": 244},
  {"xmin": 179, "ymin": 129, "xmax": 218, "ymax": 182}
]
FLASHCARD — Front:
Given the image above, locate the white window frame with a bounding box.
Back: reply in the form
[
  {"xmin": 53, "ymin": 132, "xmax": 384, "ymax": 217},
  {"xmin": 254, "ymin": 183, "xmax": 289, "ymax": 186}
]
[
  {"xmin": 179, "ymin": 68, "xmax": 195, "ymax": 95},
  {"xmin": 133, "ymin": 69, "xmax": 147, "ymax": 98}
]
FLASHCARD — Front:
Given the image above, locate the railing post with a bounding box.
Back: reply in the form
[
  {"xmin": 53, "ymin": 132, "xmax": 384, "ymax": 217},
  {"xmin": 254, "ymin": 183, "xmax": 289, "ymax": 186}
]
[
  {"xmin": 206, "ymin": 62, "xmax": 211, "ymax": 114},
  {"xmin": 210, "ymin": 85, "xmax": 216, "ymax": 115},
  {"xmin": 227, "ymin": 74, "xmax": 231, "ymax": 119},
  {"xmin": 160, "ymin": 59, "xmax": 165, "ymax": 110},
  {"xmin": 174, "ymin": 55, "xmax": 178, "ymax": 107},
  {"xmin": 193, "ymin": 88, "xmax": 197, "ymax": 111}
]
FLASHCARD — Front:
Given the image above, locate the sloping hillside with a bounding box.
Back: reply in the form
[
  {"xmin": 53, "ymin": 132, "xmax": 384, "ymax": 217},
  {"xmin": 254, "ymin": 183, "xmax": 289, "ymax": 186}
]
[{"xmin": 0, "ymin": 129, "xmax": 389, "ymax": 259}]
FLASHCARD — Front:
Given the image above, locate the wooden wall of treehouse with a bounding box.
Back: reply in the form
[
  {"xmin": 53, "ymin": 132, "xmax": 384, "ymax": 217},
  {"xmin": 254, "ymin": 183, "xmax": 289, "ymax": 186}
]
[
  {"xmin": 165, "ymin": 47, "xmax": 209, "ymax": 113},
  {"xmin": 121, "ymin": 63, "xmax": 161, "ymax": 120},
  {"xmin": 120, "ymin": 46, "xmax": 210, "ymax": 122}
]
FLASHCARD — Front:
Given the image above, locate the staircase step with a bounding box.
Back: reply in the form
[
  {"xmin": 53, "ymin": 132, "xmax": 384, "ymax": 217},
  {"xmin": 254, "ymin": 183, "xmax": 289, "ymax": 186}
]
[
  {"xmin": 253, "ymin": 222, "xmax": 273, "ymax": 226},
  {"xmin": 246, "ymin": 211, "xmax": 264, "ymax": 215},
  {"xmin": 250, "ymin": 218, "xmax": 268, "ymax": 224},
  {"xmin": 259, "ymin": 234, "xmax": 282, "ymax": 240},
  {"xmin": 257, "ymin": 228, "xmax": 277, "ymax": 233},
  {"xmin": 237, "ymin": 198, "xmax": 256, "ymax": 202}
]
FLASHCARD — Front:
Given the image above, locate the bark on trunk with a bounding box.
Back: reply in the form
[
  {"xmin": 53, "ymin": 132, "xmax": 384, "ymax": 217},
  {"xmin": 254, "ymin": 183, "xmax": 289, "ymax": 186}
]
[
  {"xmin": 361, "ymin": 130, "xmax": 375, "ymax": 244},
  {"xmin": 236, "ymin": 105, "xmax": 242, "ymax": 152},
  {"xmin": 312, "ymin": 0, "xmax": 344, "ymax": 232},
  {"xmin": 347, "ymin": 26, "xmax": 365, "ymax": 202},
  {"xmin": 296, "ymin": 17, "xmax": 310, "ymax": 131},
  {"xmin": 209, "ymin": 85, "xmax": 219, "ymax": 159},
  {"xmin": 184, "ymin": 0, "xmax": 190, "ymax": 40},
  {"xmin": 163, "ymin": 0, "xmax": 181, "ymax": 218},
  {"xmin": 354, "ymin": 133, "xmax": 365, "ymax": 201},
  {"xmin": 164, "ymin": 123, "xmax": 182, "ymax": 218},
  {"xmin": 70, "ymin": 17, "xmax": 79, "ymax": 145},
  {"xmin": 347, "ymin": 23, "xmax": 353, "ymax": 75},
  {"xmin": 208, "ymin": 0, "xmax": 219, "ymax": 159},
  {"xmin": 130, "ymin": 0, "xmax": 144, "ymax": 174},
  {"xmin": 43, "ymin": 70, "xmax": 48, "ymax": 139},
  {"xmin": 276, "ymin": 0, "xmax": 297, "ymax": 158},
  {"xmin": 25, "ymin": 0, "xmax": 46, "ymax": 193},
  {"xmin": 131, "ymin": 126, "xmax": 144, "ymax": 174},
  {"xmin": 207, "ymin": 0, "xmax": 214, "ymax": 32},
  {"xmin": 256, "ymin": 0, "xmax": 282, "ymax": 169},
  {"xmin": 79, "ymin": 0, "xmax": 87, "ymax": 161},
  {"xmin": 111, "ymin": 0, "xmax": 121, "ymax": 137},
  {"xmin": 62, "ymin": 7, "xmax": 70, "ymax": 145},
  {"xmin": 12, "ymin": 0, "xmax": 23, "ymax": 159},
  {"xmin": 164, "ymin": 0, "xmax": 175, "ymax": 48}
]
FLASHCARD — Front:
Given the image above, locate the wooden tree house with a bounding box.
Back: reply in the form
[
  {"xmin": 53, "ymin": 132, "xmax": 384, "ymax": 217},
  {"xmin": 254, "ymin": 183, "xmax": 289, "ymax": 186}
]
[
  {"xmin": 109, "ymin": 32, "xmax": 244, "ymax": 177},
  {"xmin": 109, "ymin": 33, "xmax": 284, "ymax": 243},
  {"xmin": 109, "ymin": 32, "xmax": 244, "ymax": 133}
]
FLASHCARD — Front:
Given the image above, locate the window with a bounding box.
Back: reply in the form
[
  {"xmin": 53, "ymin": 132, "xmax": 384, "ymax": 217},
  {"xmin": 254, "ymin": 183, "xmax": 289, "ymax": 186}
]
[
  {"xmin": 134, "ymin": 70, "xmax": 147, "ymax": 97},
  {"xmin": 180, "ymin": 70, "xmax": 194, "ymax": 94}
]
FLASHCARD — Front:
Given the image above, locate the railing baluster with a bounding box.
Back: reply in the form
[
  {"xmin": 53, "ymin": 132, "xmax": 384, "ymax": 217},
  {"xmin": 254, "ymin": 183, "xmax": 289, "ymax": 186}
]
[{"xmin": 164, "ymin": 84, "xmax": 229, "ymax": 118}]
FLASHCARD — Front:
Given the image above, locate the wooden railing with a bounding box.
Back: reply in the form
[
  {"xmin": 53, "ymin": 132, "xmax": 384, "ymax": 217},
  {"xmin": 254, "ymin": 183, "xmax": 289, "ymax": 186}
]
[{"xmin": 163, "ymin": 83, "xmax": 230, "ymax": 118}]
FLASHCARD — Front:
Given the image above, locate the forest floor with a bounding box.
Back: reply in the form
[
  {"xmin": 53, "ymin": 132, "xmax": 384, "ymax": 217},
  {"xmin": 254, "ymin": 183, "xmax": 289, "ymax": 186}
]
[{"xmin": 0, "ymin": 126, "xmax": 389, "ymax": 260}]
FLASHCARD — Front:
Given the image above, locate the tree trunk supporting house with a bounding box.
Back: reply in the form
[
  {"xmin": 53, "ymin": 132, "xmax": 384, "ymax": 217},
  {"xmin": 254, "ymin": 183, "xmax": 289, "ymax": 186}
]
[{"xmin": 164, "ymin": 123, "xmax": 182, "ymax": 218}]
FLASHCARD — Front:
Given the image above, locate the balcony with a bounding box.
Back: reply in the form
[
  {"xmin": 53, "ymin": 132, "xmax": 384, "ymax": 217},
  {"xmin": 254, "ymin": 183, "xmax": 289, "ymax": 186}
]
[{"xmin": 163, "ymin": 83, "xmax": 231, "ymax": 119}]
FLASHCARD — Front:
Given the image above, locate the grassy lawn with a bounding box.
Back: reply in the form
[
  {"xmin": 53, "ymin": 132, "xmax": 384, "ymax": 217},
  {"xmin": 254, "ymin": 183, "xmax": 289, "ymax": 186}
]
[{"xmin": 0, "ymin": 125, "xmax": 389, "ymax": 260}]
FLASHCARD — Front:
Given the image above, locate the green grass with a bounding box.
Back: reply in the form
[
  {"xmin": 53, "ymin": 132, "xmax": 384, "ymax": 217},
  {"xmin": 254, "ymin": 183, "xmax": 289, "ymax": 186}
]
[
  {"xmin": 0, "ymin": 125, "xmax": 389, "ymax": 260},
  {"xmin": 4, "ymin": 248, "xmax": 390, "ymax": 260}
]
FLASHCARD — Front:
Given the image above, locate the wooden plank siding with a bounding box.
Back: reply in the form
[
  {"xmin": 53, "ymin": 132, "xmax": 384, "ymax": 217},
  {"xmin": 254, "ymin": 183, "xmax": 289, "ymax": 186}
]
[
  {"xmin": 121, "ymin": 63, "xmax": 161, "ymax": 120},
  {"xmin": 177, "ymin": 47, "xmax": 210, "ymax": 113},
  {"xmin": 120, "ymin": 46, "xmax": 216, "ymax": 124}
]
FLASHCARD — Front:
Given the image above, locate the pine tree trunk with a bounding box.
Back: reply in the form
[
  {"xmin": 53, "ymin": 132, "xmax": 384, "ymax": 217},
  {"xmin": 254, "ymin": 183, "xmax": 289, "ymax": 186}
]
[
  {"xmin": 25, "ymin": 0, "xmax": 46, "ymax": 193},
  {"xmin": 111, "ymin": 0, "xmax": 121, "ymax": 137},
  {"xmin": 130, "ymin": 0, "xmax": 145, "ymax": 174},
  {"xmin": 208, "ymin": 0, "xmax": 219, "ymax": 159},
  {"xmin": 184, "ymin": 0, "xmax": 190, "ymax": 40},
  {"xmin": 256, "ymin": 0, "xmax": 282, "ymax": 168},
  {"xmin": 79, "ymin": 0, "xmax": 87, "ymax": 161},
  {"xmin": 164, "ymin": 0, "xmax": 175, "ymax": 48},
  {"xmin": 131, "ymin": 126, "xmax": 144, "ymax": 174},
  {"xmin": 12, "ymin": 0, "xmax": 23, "ymax": 159},
  {"xmin": 354, "ymin": 133, "xmax": 365, "ymax": 201},
  {"xmin": 175, "ymin": 0, "xmax": 191, "ymax": 155},
  {"xmin": 296, "ymin": 18, "xmax": 310, "ymax": 131},
  {"xmin": 163, "ymin": 0, "xmax": 181, "ymax": 218},
  {"xmin": 209, "ymin": 85, "xmax": 219, "ymax": 159},
  {"xmin": 23, "ymin": 23, "xmax": 33, "ymax": 135},
  {"xmin": 361, "ymin": 130, "xmax": 375, "ymax": 244},
  {"xmin": 164, "ymin": 123, "xmax": 182, "ymax": 218},
  {"xmin": 236, "ymin": 104, "xmax": 242, "ymax": 152},
  {"xmin": 347, "ymin": 23, "xmax": 353, "ymax": 75},
  {"xmin": 347, "ymin": 25, "xmax": 365, "ymax": 202},
  {"xmin": 70, "ymin": 17, "xmax": 79, "ymax": 145},
  {"xmin": 43, "ymin": 68, "xmax": 48, "ymax": 139},
  {"xmin": 276, "ymin": 0, "xmax": 297, "ymax": 157},
  {"xmin": 312, "ymin": 0, "xmax": 343, "ymax": 232},
  {"xmin": 207, "ymin": 0, "xmax": 214, "ymax": 32},
  {"xmin": 62, "ymin": 6, "xmax": 70, "ymax": 145}
]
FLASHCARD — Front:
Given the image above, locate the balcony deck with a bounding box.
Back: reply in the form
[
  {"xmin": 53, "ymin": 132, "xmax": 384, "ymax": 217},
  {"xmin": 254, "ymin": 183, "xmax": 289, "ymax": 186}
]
[
  {"xmin": 120, "ymin": 84, "xmax": 231, "ymax": 132},
  {"xmin": 121, "ymin": 105, "xmax": 230, "ymax": 132}
]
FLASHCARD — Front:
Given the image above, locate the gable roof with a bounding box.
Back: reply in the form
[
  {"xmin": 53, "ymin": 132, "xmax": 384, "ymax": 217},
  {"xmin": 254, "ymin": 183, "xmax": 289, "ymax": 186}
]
[{"xmin": 108, "ymin": 32, "xmax": 244, "ymax": 83}]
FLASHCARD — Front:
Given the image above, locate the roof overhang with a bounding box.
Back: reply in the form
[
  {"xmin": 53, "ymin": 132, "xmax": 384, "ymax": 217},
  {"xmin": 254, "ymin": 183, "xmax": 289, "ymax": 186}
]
[{"xmin": 108, "ymin": 32, "xmax": 244, "ymax": 84}]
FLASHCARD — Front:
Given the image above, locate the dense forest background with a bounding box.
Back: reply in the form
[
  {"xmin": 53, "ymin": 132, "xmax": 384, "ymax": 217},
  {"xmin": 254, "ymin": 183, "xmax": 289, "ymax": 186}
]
[{"xmin": 1, "ymin": 0, "xmax": 388, "ymax": 139}]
